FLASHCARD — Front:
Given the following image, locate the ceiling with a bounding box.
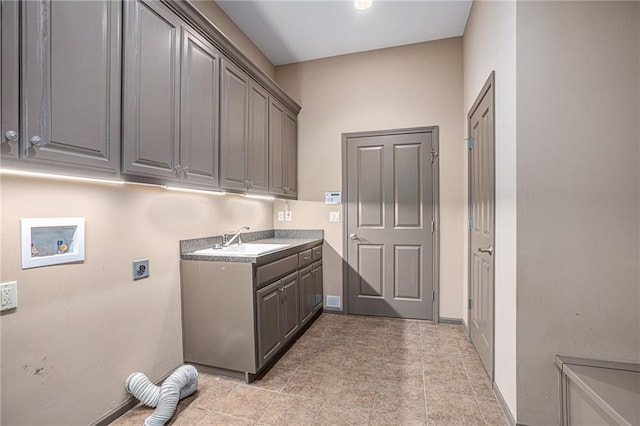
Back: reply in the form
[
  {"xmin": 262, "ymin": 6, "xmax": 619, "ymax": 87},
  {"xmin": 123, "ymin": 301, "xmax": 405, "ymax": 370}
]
[{"xmin": 215, "ymin": 0, "xmax": 473, "ymax": 66}]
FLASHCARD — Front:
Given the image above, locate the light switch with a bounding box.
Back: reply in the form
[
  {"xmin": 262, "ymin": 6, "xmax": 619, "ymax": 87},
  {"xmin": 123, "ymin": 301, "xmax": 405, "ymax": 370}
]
[{"xmin": 329, "ymin": 211, "xmax": 341, "ymax": 222}]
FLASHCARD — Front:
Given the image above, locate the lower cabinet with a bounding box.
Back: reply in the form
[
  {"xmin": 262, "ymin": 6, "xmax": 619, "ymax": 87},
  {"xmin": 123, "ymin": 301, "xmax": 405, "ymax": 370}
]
[
  {"xmin": 181, "ymin": 242, "xmax": 323, "ymax": 381},
  {"xmin": 257, "ymin": 271, "xmax": 300, "ymax": 369}
]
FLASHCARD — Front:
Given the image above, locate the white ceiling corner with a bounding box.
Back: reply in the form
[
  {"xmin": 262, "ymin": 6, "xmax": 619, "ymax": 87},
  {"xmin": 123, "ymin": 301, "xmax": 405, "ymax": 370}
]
[{"xmin": 215, "ymin": 0, "xmax": 473, "ymax": 66}]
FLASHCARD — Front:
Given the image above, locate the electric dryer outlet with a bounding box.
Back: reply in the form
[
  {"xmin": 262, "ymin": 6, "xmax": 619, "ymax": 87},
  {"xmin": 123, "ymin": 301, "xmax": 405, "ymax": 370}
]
[{"xmin": 133, "ymin": 259, "xmax": 149, "ymax": 280}]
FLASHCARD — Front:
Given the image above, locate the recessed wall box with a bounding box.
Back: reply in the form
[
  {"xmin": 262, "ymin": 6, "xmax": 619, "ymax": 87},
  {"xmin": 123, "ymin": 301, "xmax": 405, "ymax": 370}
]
[{"xmin": 21, "ymin": 217, "xmax": 85, "ymax": 269}]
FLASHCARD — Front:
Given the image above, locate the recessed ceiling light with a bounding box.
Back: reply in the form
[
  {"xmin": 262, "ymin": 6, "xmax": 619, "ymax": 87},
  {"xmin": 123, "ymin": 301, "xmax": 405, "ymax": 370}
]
[{"xmin": 354, "ymin": 0, "xmax": 372, "ymax": 11}]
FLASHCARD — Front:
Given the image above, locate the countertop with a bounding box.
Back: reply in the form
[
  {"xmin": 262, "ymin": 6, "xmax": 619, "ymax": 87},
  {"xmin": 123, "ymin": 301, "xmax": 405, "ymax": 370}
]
[{"xmin": 180, "ymin": 229, "xmax": 323, "ymax": 265}]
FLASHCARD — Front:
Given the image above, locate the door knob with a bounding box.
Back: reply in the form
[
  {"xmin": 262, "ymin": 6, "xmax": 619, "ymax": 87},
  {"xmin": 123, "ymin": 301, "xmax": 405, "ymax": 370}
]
[
  {"xmin": 349, "ymin": 233, "xmax": 362, "ymax": 241},
  {"xmin": 478, "ymin": 246, "xmax": 493, "ymax": 255}
]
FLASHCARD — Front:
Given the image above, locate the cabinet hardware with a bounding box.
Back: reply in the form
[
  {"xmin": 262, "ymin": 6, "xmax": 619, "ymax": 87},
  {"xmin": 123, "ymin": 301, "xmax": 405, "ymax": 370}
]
[
  {"xmin": 174, "ymin": 165, "xmax": 182, "ymax": 177},
  {"xmin": 4, "ymin": 130, "xmax": 18, "ymax": 142},
  {"xmin": 182, "ymin": 167, "xmax": 188, "ymax": 177},
  {"xmin": 29, "ymin": 136, "xmax": 43, "ymax": 147}
]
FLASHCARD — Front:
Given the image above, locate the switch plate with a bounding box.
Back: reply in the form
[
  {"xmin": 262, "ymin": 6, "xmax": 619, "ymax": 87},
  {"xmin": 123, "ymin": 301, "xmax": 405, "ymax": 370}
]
[
  {"xmin": 0, "ymin": 281, "xmax": 18, "ymax": 311},
  {"xmin": 133, "ymin": 259, "xmax": 149, "ymax": 280},
  {"xmin": 277, "ymin": 211, "xmax": 284, "ymax": 221},
  {"xmin": 329, "ymin": 211, "xmax": 341, "ymax": 222},
  {"xmin": 285, "ymin": 211, "xmax": 292, "ymax": 221}
]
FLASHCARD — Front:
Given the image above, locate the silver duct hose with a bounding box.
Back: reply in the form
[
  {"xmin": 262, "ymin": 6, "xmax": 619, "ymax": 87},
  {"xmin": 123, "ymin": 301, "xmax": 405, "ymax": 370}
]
[{"xmin": 125, "ymin": 365, "xmax": 199, "ymax": 426}]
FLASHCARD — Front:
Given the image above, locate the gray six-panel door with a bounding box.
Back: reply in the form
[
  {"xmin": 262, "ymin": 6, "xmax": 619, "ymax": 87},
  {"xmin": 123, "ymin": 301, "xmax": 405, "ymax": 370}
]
[
  {"xmin": 345, "ymin": 128, "xmax": 437, "ymax": 320},
  {"xmin": 468, "ymin": 74, "xmax": 495, "ymax": 379}
]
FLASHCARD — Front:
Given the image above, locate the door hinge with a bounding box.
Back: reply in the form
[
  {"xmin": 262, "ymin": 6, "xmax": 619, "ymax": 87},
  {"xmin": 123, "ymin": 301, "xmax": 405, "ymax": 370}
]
[
  {"xmin": 466, "ymin": 137, "xmax": 474, "ymax": 149},
  {"xmin": 468, "ymin": 298, "xmax": 472, "ymax": 310},
  {"xmin": 431, "ymin": 221, "xmax": 435, "ymax": 233},
  {"xmin": 468, "ymin": 218, "xmax": 473, "ymax": 230},
  {"xmin": 432, "ymin": 291, "xmax": 435, "ymax": 301},
  {"xmin": 430, "ymin": 150, "xmax": 439, "ymax": 163}
]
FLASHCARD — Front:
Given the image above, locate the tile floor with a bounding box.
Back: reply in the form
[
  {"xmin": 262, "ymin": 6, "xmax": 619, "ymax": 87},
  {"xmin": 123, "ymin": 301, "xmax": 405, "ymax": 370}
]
[{"xmin": 112, "ymin": 314, "xmax": 509, "ymax": 425}]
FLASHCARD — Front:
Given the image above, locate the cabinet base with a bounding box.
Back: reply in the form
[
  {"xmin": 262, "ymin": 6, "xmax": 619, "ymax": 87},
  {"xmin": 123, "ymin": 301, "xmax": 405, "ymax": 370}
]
[{"xmin": 186, "ymin": 308, "xmax": 323, "ymax": 384}]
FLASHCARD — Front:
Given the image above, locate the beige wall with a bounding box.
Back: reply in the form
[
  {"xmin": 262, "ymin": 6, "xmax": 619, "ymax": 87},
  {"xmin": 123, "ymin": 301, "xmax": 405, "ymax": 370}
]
[
  {"xmin": 193, "ymin": 0, "xmax": 275, "ymax": 79},
  {"xmin": 0, "ymin": 176, "xmax": 272, "ymax": 424},
  {"xmin": 463, "ymin": 0, "xmax": 517, "ymax": 417},
  {"xmin": 274, "ymin": 38, "xmax": 465, "ymax": 319},
  {"xmin": 0, "ymin": 3, "xmax": 277, "ymax": 423},
  {"xmin": 516, "ymin": 1, "xmax": 640, "ymax": 424}
]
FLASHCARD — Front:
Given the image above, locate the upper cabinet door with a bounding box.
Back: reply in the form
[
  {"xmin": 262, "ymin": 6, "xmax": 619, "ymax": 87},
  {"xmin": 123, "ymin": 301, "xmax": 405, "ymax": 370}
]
[
  {"xmin": 123, "ymin": 0, "xmax": 181, "ymax": 180},
  {"xmin": 1, "ymin": 0, "xmax": 20, "ymax": 160},
  {"xmin": 180, "ymin": 28, "xmax": 221, "ymax": 187},
  {"xmin": 220, "ymin": 59, "xmax": 249, "ymax": 191},
  {"xmin": 284, "ymin": 111, "xmax": 298, "ymax": 197},
  {"xmin": 21, "ymin": 0, "xmax": 121, "ymax": 172},
  {"xmin": 268, "ymin": 98, "xmax": 285, "ymax": 196},
  {"xmin": 247, "ymin": 82, "xmax": 269, "ymax": 193}
]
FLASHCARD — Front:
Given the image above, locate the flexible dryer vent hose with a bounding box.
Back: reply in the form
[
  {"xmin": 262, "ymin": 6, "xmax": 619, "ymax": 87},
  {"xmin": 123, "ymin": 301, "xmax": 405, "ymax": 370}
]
[{"xmin": 125, "ymin": 365, "xmax": 198, "ymax": 426}]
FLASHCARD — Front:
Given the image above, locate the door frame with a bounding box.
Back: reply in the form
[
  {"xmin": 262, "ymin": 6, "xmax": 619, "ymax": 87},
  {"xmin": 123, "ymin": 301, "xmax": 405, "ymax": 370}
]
[
  {"xmin": 341, "ymin": 126, "xmax": 440, "ymax": 322},
  {"xmin": 467, "ymin": 72, "xmax": 496, "ymax": 379}
]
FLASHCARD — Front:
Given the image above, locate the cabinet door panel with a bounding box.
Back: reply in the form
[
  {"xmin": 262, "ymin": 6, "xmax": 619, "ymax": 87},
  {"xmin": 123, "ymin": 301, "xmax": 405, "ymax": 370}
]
[
  {"xmin": 313, "ymin": 262, "xmax": 323, "ymax": 311},
  {"xmin": 281, "ymin": 273, "xmax": 300, "ymax": 342},
  {"xmin": 123, "ymin": 0, "xmax": 180, "ymax": 179},
  {"xmin": 22, "ymin": 0, "xmax": 120, "ymax": 171},
  {"xmin": 1, "ymin": 0, "xmax": 20, "ymax": 160},
  {"xmin": 284, "ymin": 111, "xmax": 298, "ymax": 197},
  {"xmin": 247, "ymin": 82, "xmax": 269, "ymax": 193},
  {"xmin": 257, "ymin": 280, "xmax": 282, "ymax": 368},
  {"xmin": 220, "ymin": 59, "xmax": 248, "ymax": 190},
  {"xmin": 268, "ymin": 99, "xmax": 285, "ymax": 195},
  {"xmin": 180, "ymin": 28, "xmax": 220, "ymax": 186},
  {"xmin": 299, "ymin": 266, "xmax": 314, "ymax": 325}
]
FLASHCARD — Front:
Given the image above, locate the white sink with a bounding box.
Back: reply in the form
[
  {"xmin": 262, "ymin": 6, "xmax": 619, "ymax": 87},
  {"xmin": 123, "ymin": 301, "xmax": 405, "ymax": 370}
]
[{"xmin": 191, "ymin": 243, "xmax": 291, "ymax": 257}]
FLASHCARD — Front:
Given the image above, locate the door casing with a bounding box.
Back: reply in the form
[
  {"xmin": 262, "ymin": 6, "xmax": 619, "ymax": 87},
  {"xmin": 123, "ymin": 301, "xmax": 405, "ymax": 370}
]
[{"xmin": 341, "ymin": 126, "xmax": 440, "ymax": 322}]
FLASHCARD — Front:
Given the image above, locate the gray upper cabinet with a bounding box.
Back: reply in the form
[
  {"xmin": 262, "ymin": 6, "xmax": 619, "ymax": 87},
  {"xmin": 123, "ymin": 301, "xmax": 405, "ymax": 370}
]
[
  {"xmin": 220, "ymin": 59, "xmax": 270, "ymax": 194},
  {"xmin": 1, "ymin": 0, "xmax": 20, "ymax": 160},
  {"xmin": 180, "ymin": 27, "xmax": 221, "ymax": 186},
  {"xmin": 123, "ymin": 0, "xmax": 181, "ymax": 180},
  {"xmin": 284, "ymin": 111, "xmax": 298, "ymax": 197},
  {"xmin": 220, "ymin": 59, "xmax": 249, "ymax": 191},
  {"xmin": 247, "ymin": 82, "xmax": 269, "ymax": 193},
  {"xmin": 268, "ymin": 99, "xmax": 285, "ymax": 195},
  {"xmin": 269, "ymin": 98, "xmax": 298, "ymax": 198},
  {"xmin": 17, "ymin": 0, "xmax": 120, "ymax": 172}
]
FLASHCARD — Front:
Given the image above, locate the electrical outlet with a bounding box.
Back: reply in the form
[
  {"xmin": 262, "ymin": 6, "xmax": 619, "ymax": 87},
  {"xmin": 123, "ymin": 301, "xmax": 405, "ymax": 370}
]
[
  {"xmin": 0, "ymin": 281, "xmax": 18, "ymax": 311},
  {"xmin": 277, "ymin": 211, "xmax": 284, "ymax": 221},
  {"xmin": 133, "ymin": 259, "xmax": 149, "ymax": 280},
  {"xmin": 285, "ymin": 211, "xmax": 292, "ymax": 221}
]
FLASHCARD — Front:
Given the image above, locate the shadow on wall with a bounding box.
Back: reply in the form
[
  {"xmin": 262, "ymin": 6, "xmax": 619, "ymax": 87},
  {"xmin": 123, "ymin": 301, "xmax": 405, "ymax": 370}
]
[{"xmin": 322, "ymin": 242, "xmax": 435, "ymax": 321}]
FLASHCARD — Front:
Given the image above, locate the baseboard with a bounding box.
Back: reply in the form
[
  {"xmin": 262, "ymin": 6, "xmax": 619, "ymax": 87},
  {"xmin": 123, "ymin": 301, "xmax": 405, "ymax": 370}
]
[
  {"xmin": 462, "ymin": 319, "xmax": 469, "ymax": 337},
  {"xmin": 493, "ymin": 382, "xmax": 517, "ymax": 426},
  {"xmin": 91, "ymin": 365, "xmax": 181, "ymax": 426},
  {"xmin": 438, "ymin": 316, "xmax": 463, "ymax": 325},
  {"xmin": 322, "ymin": 307, "xmax": 344, "ymax": 314}
]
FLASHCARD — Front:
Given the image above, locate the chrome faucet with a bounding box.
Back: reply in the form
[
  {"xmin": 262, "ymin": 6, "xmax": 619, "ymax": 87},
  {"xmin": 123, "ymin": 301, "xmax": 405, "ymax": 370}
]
[{"xmin": 222, "ymin": 226, "xmax": 250, "ymax": 247}]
